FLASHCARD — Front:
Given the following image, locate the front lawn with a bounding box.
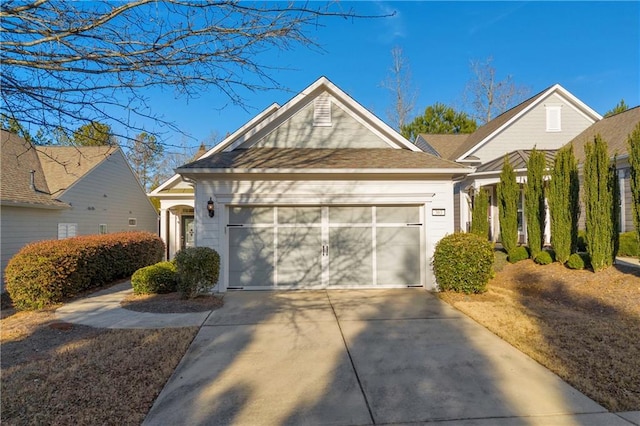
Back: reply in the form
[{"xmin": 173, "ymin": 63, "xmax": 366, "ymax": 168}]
[
  {"xmin": 438, "ymin": 259, "xmax": 640, "ymax": 412},
  {"xmin": 0, "ymin": 289, "xmax": 198, "ymax": 425}
]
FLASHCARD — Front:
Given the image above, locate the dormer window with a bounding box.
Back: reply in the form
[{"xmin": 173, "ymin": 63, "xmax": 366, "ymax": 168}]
[
  {"xmin": 313, "ymin": 95, "xmax": 332, "ymax": 127},
  {"xmin": 546, "ymin": 105, "xmax": 562, "ymax": 132}
]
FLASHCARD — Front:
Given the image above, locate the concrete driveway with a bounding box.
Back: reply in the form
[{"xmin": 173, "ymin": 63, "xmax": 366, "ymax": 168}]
[{"xmin": 143, "ymin": 289, "xmax": 631, "ymax": 426}]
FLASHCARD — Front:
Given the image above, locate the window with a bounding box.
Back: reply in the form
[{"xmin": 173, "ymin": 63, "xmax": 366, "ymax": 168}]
[
  {"xmin": 128, "ymin": 218, "xmax": 137, "ymax": 227},
  {"xmin": 58, "ymin": 223, "xmax": 77, "ymax": 239},
  {"xmin": 313, "ymin": 95, "xmax": 332, "ymax": 127},
  {"xmin": 99, "ymin": 224, "xmax": 107, "ymax": 234},
  {"xmin": 546, "ymin": 105, "xmax": 562, "ymax": 132}
]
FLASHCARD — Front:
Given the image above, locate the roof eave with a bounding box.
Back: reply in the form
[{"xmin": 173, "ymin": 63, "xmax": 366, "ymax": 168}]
[{"xmin": 177, "ymin": 167, "xmax": 472, "ymax": 175}]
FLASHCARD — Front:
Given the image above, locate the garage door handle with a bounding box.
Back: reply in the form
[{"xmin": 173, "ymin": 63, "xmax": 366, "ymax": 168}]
[
  {"xmin": 406, "ymin": 223, "xmax": 422, "ymax": 226},
  {"xmin": 321, "ymin": 245, "xmax": 329, "ymax": 256}
]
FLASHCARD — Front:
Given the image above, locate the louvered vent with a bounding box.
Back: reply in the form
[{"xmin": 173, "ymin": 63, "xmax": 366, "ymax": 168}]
[{"xmin": 313, "ymin": 95, "xmax": 332, "ymax": 127}]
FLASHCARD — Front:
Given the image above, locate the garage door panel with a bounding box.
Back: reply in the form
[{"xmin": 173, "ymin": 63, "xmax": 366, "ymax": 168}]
[
  {"xmin": 376, "ymin": 227, "xmax": 420, "ymax": 286},
  {"xmin": 376, "ymin": 206, "xmax": 420, "ymax": 224},
  {"xmin": 328, "ymin": 227, "xmax": 373, "ymax": 286},
  {"xmin": 229, "ymin": 228, "xmax": 274, "ymax": 287},
  {"xmin": 229, "ymin": 206, "xmax": 274, "ymax": 224},
  {"xmin": 276, "ymin": 227, "xmax": 322, "ymax": 287},
  {"xmin": 329, "ymin": 206, "xmax": 372, "ymax": 224},
  {"xmin": 277, "ymin": 206, "xmax": 322, "ymax": 224}
]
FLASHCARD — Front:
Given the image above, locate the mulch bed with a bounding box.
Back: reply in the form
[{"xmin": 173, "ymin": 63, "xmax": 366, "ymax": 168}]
[{"xmin": 120, "ymin": 292, "xmax": 224, "ymax": 313}]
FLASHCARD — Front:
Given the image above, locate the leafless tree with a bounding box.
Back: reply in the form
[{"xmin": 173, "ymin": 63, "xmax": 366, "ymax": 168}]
[
  {"xmin": 381, "ymin": 46, "xmax": 417, "ymax": 131},
  {"xmin": 1, "ymin": 1, "xmax": 389, "ymax": 146},
  {"xmin": 463, "ymin": 57, "xmax": 529, "ymax": 124}
]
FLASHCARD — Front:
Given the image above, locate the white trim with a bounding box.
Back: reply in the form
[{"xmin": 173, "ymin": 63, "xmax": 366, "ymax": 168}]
[
  {"xmin": 179, "ymin": 167, "xmax": 471, "ymax": 175},
  {"xmin": 455, "ymin": 84, "xmax": 602, "ymax": 162},
  {"xmin": 149, "ymin": 103, "xmax": 280, "ymax": 195}
]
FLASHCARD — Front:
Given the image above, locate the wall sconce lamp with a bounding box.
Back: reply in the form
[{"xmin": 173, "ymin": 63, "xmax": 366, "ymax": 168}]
[{"xmin": 207, "ymin": 197, "xmax": 215, "ymax": 218}]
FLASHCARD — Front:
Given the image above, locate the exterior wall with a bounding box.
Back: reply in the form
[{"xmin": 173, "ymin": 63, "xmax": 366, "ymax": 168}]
[
  {"xmin": 58, "ymin": 150, "xmax": 158, "ymax": 236},
  {"xmin": 241, "ymin": 97, "xmax": 390, "ymax": 149},
  {"xmin": 1, "ymin": 206, "xmax": 63, "ymax": 290},
  {"xmin": 471, "ymin": 93, "xmax": 595, "ymax": 164},
  {"xmin": 158, "ymin": 197, "xmax": 195, "ymax": 259},
  {"xmin": 192, "ymin": 175, "xmax": 456, "ymax": 291}
]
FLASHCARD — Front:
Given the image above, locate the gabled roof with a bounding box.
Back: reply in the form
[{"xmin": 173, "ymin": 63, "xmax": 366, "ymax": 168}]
[
  {"xmin": 473, "ymin": 149, "xmax": 557, "ymax": 174},
  {"xmin": 567, "ymin": 106, "xmax": 640, "ymax": 163},
  {"xmin": 37, "ymin": 145, "xmax": 119, "ymax": 197},
  {"xmin": 1, "ymin": 130, "xmax": 68, "ymax": 208},
  {"xmin": 415, "ymin": 134, "xmax": 470, "ymax": 160},
  {"xmin": 452, "ymin": 84, "xmax": 601, "ymax": 162},
  {"xmin": 178, "ymin": 148, "xmax": 469, "ymax": 173}
]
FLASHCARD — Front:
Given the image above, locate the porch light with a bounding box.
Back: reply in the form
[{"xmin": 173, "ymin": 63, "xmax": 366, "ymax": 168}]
[{"xmin": 207, "ymin": 197, "xmax": 215, "ymax": 217}]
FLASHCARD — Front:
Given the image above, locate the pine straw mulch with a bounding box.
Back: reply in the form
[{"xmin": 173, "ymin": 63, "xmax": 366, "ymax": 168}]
[
  {"xmin": 438, "ymin": 259, "xmax": 640, "ymax": 412},
  {"xmin": 0, "ymin": 283, "xmax": 205, "ymax": 426}
]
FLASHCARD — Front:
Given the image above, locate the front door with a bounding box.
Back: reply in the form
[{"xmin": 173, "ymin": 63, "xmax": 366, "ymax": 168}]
[{"xmin": 181, "ymin": 216, "xmax": 195, "ymax": 250}]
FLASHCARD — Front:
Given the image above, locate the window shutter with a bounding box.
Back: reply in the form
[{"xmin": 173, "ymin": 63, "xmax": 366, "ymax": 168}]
[{"xmin": 313, "ymin": 95, "xmax": 332, "ymax": 127}]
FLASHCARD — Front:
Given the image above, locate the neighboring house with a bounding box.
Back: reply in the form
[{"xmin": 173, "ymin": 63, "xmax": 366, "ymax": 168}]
[
  {"xmin": 566, "ymin": 106, "xmax": 640, "ymax": 233},
  {"xmin": 151, "ymin": 76, "xmax": 471, "ymax": 291},
  {"xmin": 416, "ymin": 84, "xmax": 601, "ymax": 243},
  {"xmin": 1, "ymin": 130, "xmax": 159, "ymax": 289}
]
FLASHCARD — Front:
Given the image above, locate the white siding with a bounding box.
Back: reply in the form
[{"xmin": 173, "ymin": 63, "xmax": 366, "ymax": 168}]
[
  {"xmin": 58, "ymin": 150, "xmax": 158, "ymax": 236},
  {"xmin": 194, "ymin": 176, "xmax": 455, "ymax": 291},
  {"xmin": 472, "ymin": 93, "xmax": 596, "ymax": 163},
  {"xmin": 240, "ymin": 96, "xmax": 390, "ymax": 149}
]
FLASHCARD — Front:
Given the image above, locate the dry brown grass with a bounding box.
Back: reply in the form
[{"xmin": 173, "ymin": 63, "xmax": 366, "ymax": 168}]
[
  {"xmin": 121, "ymin": 292, "xmax": 223, "ymax": 313},
  {"xmin": 439, "ymin": 259, "xmax": 640, "ymax": 412},
  {"xmin": 1, "ymin": 303, "xmax": 197, "ymax": 425}
]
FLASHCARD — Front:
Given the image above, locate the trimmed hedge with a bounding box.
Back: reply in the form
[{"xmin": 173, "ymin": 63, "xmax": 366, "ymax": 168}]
[
  {"xmin": 433, "ymin": 233, "xmax": 494, "ymax": 294},
  {"xmin": 617, "ymin": 232, "xmax": 639, "ymax": 257},
  {"xmin": 534, "ymin": 250, "xmax": 553, "ymax": 265},
  {"xmin": 566, "ymin": 253, "xmax": 587, "ymax": 270},
  {"xmin": 174, "ymin": 247, "xmax": 220, "ymax": 299},
  {"xmin": 5, "ymin": 232, "xmax": 164, "ymax": 310},
  {"xmin": 131, "ymin": 261, "xmax": 177, "ymax": 295},
  {"xmin": 508, "ymin": 246, "xmax": 530, "ymax": 263}
]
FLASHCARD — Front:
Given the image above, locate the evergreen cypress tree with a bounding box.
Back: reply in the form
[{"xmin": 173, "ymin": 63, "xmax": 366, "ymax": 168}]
[
  {"xmin": 470, "ymin": 187, "xmax": 490, "ymax": 238},
  {"xmin": 628, "ymin": 123, "xmax": 640, "ymax": 245},
  {"xmin": 497, "ymin": 155, "xmax": 519, "ymax": 256},
  {"xmin": 524, "ymin": 149, "xmax": 546, "ymax": 258},
  {"xmin": 611, "ymin": 156, "xmax": 620, "ymax": 261},
  {"xmin": 548, "ymin": 145, "xmax": 580, "ymax": 263},
  {"xmin": 584, "ymin": 135, "xmax": 615, "ymax": 271}
]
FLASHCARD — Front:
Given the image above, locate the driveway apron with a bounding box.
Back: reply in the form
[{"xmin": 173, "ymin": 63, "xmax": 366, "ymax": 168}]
[{"xmin": 144, "ymin": 289, "xmax": 626, "ymax": 426}]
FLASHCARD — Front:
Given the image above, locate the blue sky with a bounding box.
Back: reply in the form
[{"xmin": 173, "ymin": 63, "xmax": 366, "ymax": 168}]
[{"xmin": 138, "ymin": 1, "xmax": 639, "ymax": 151}]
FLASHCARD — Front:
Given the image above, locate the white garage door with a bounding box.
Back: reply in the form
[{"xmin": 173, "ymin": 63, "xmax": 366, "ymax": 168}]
[{"xmin": 228, "ymin": 206, "xmax": 422, "ymax": 289}]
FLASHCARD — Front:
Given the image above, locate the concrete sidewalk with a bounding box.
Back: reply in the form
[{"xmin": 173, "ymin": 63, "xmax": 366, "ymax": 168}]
[
  {"xmin": 55, "ymin": 281, "xmax": 213, "ymax": 329},
  {"xmin": 142, "ymin": 289, "xmax": 639, "ymax": 426}
]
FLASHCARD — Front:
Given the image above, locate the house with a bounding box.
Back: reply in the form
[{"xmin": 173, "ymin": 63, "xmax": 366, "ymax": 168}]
[
  {"xmin": 1, "ymin": 130, "xmax": 159, "ymax": 289},
  {"xmin": 416, "ymin": 84, "xmax": 601, "ymax": 242},
  {"xmin": 566, "ymin": 106, "xmax": 640, "ymax": 233},
  {"xmin": 150, "ymin": 76, "xmax": 471, "ymax": 291}
]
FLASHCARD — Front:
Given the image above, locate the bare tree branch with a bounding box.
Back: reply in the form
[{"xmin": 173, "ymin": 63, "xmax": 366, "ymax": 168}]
[
  {"xmin": 1, "ymin": 0, "xmax": 391, "ymax": 146},
  {"xmin": 381, "ymin": 46, "xmax": 416, "ymax": 131}
]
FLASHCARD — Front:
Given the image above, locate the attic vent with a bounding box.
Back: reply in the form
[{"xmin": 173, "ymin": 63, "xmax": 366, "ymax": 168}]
[
  {"xmin": 546, "ymin": 105, "xmax": 562, "ymax": 132},
  {"xmin": 313, "ymin": 95, "xmax": 332, "ymax": 127}
]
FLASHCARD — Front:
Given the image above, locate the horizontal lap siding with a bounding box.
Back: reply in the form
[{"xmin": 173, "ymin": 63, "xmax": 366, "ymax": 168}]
[{"xmin": 473, "ymin": 93, "xmax": 595, "ymax": 164}]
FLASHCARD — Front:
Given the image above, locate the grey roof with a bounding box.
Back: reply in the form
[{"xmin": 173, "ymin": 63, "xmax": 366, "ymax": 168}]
[
  {"xmin": 1, "ymin": 130, "xmax": 68, "ymax": 208},
  {"xmin": 179, "ymin": 148, "xmax": 470, "ymax": 171},
  {"xmin": 567, "ymin": 106, "xmax": 640, "ymax": 163},
  {"xmin": 474, "ymin": 149, "xmax": 557, "ymax": 174},
  {"xmin": 37, "ymin": 145, "xmax": 118, "ymax": 196},
  {"xmin": 416, "ymin": 134, "xmax": 471, "ymax": 160}
]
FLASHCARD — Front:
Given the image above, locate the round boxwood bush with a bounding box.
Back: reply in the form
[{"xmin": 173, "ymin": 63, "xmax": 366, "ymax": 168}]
[
  {"xmin": 174, "ymin": 247, "xmax": 220, "ymax": 299},
  {"xmin": 131, "ymin": 261, "xmax": 177, "ymax": 294},
  {"xmin": 508, "ymin": 246, "xmax": 530, "ymax": 263},
  {"xmin": 566, "ymin": 253, "xmax": 585, "ymax": 270},
  {"xmin": 433, "ymin": 233, "xmax": 494, "ymax": 294},
  {"xmin": 534, "ymin": 250, "xmax": 553, "ymax": 265}
]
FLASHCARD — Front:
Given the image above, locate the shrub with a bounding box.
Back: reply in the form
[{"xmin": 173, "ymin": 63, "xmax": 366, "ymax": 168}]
[
  {"xmin": 508, "ymin": 246, "xmax": 529, "ymax": 263},
  {"xmin": 566, "ymin": 253, "xmax": 586, "ymax": 270},
  {"xmin": 174, "ymin": 247, "xmax": 220, "ymax": 299},
  {"xmin": 497, "ymin": 156, "xmax": 519, "ymax": 256},
  {"xmin": 5, "ymin": 231, "xmax": 164, "ymax": 310},
  {"xmin": 470, "ymin": 188, "xmax": 490, "ymax": 238},
  {"xmin": 131, "ymin": 261, "xmax": 177, "ymax": 294},
  {"xmin": 525, "ymin": 148, "xmax": 547, "ymax": 258},
  {"xmin": 534, "ymin": 250, "xmax": 553, "ymax": 265},
  {"xmin": 433, "ymin": 233, "xmax": 494, "ymax": 294},
  {"xmin": 577, "ymin": 230, "xmax": 587, "ymax": 252},
  {"xmin": 617, "ymin": 232, "xmax": 639, "ymax": 257}
]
